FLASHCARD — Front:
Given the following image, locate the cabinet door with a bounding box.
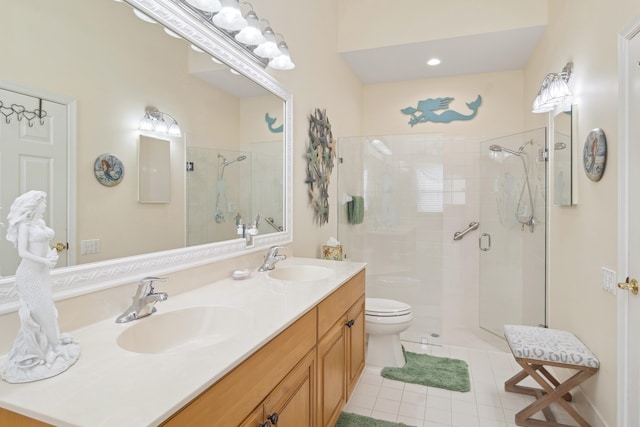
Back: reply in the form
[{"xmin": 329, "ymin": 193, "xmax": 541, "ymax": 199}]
[
  {"xmin": 240, "ymin": 406, "xmax": 265, "ymax": 427},
  {"xmin": 346, "ymin": 296, "xmax": 365, "ymax": 399},
  {"xmin": 317, "ymin": 316, "xmax": 346, "ymax": 427},
  {"xmin": 263, "ymin": 349, "xmax": 316, "ymax": 427}
]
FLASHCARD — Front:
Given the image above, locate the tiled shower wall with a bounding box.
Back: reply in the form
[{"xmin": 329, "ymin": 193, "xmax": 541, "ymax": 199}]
[{"xmin": 337, "ymin": 135, "xmax": 483, "ymax": 345}]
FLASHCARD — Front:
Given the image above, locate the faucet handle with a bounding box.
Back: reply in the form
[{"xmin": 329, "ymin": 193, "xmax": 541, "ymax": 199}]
[
  {"xmin": 140, "ymin": 276, "xmax": 167, "ymax": 285},
  {"xmin": 139, "ymin": 276, "xmax": 167, "ymax": 293},
  {"xmin": 268, "ymin": 245, "xmax": 285, "ymax": 254}
]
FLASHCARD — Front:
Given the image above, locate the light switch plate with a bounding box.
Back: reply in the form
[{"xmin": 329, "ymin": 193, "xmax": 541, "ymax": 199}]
[{"xmin": 601, "ymin": 267, "xmax": 617, "ymax": 295}]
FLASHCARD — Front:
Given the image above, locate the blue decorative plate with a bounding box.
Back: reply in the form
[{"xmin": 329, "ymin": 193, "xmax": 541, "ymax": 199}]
[
  {"xmin": 583, "ymin": 128, "xmax": 606, "ymax": 182},
  {"xmin": 94, "ymin": 153, "xmax": 125, "ymax": 187}
]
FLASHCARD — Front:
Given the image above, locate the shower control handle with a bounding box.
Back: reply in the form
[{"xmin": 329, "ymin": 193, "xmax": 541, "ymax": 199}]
[{"xmin": 479, "ymin": 233, "xmax": 491, "ymax": 251}]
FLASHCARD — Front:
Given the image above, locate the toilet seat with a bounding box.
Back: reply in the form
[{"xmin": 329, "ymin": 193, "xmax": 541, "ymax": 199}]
[{"xmin": 365, "ymin": 298, "xmax": 411, "ymax": 317}]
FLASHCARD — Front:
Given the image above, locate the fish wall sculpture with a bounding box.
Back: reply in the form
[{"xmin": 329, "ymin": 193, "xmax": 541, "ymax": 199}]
[{"xmin": 305, "ymin": 108, "xmax": 335, "ymax": 225}]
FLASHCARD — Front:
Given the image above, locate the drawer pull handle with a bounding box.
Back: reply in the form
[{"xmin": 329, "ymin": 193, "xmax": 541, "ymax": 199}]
[
  {"xmin": 346, "ymin": 319, "xmax": 355, "ymax": 328},
  {"xmin": 267, "ymin": 413, "xmax": 279, "ymax": 425},
  {"xmin": 259, "ymin": 423, "xmax": 271, "ymax": 427}
]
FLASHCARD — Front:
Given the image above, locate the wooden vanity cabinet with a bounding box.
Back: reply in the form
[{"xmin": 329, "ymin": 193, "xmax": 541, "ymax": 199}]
[
  {"xmin": 240, "ymin": 349, "xmax": 315, "ymax": 427},
  {"xmin": 346, "ymin": 294, "xmax": 365, "ymax": 397},
  {"xmin": 162, "ymin": 308, "xmax": 317, "ymax": 427},
  {"xmin": 0, "ymin": 269, "xmax": 366, "ymax": 427},
  {"xmin": 316, "ymin": 270, "xmax": 366, "ymax": 427},
  {"xmin": 0, "ymin": 408, "xmax": 52, "ymax": 426}
]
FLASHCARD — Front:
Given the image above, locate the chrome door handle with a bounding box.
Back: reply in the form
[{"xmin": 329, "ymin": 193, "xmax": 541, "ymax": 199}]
[{"xmin": 479, "ymin": 233, "xmax": 491, "ymax": 251}]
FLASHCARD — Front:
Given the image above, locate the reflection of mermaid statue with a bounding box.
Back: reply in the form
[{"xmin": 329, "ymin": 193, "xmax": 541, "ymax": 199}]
[
  {"xmin": 401, "ymin": 95, "xmax": 482, "ymax": 127},
  {"xmin": 1, "ymin": 190, "xmax": 80, "ymax": 383}
]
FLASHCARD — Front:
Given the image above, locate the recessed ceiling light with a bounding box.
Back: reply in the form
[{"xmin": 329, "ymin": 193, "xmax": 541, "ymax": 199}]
[{"xmin": 426, "ymin": 58, "xmax": 441, "ymax": 66}]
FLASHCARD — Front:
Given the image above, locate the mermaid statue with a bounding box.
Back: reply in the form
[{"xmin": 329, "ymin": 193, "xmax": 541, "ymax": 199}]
[{"xmin": 1, "ymin": 190, "xmax": 80, "ymax": 383}]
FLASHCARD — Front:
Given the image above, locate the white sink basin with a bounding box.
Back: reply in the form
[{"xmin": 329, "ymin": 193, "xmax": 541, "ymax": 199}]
[
  {"xmin": 117, "ymin": 306, "xmax": 249, "ymax": 354},
  {"xmin": 267, "ymin": 265, "xmax": 333, "ymax": 282}
]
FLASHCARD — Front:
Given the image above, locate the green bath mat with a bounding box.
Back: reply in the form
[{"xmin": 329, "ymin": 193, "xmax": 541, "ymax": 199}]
[
  {"xmin": 381, "ymin": 351, "xmax": 470, "ymax": 392},
  {"xmin": 335, "ymin": 412, "xmax": 416, "ymax": 427}
]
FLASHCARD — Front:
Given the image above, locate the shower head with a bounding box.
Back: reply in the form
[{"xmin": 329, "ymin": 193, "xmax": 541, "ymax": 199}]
[
  {"xmin": 489, "ymin": 140, "xmax": 532, "ymax": 156},
  {"xmin": 218, "ymin": 154, "xmax": 247, "ymax": 179},
  {"xmin": 218, "ymin": 154, "xmax": 248, "ymax": 166},
  {"xmin": 223, "ymin": 155, "xmax": 247, "ymax": 166},
  {"xmin": 489, "ymin": 144, "xmax": 521, "ymax": 156}
]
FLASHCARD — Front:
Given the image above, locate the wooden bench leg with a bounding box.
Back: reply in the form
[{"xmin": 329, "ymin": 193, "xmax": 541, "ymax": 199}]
[
  {"xmin": 505, "ymin": 364, "xmax": 572, "ymax": 402},
  {"xmin": 505, "ymin": 359, "xmax": 597, "ymax": 427}
]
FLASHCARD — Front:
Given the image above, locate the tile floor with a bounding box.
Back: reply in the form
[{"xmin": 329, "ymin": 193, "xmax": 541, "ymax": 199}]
[{"xmin": 345, "ymin": 330, "xmax": 579, "ymax": 427}]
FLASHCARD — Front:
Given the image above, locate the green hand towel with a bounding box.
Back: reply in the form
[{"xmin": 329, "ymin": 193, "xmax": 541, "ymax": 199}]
[{"xmin": 347, "ymin": 196, "xmax": 364, "ymax": 224}]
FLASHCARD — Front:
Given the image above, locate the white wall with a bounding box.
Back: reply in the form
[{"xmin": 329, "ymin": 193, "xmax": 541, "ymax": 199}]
[
  {"xmin": 332, "ymin": 0, "xmax": 639, "ymax": 424},
  {"xmin": 523, "ymin": 1, "xmax": 640, "ymax": 425},
  {"xmin": 337, "ymin": 0, "xmax": 547, "ymax": 52},
  {"xmin": 1, "ymin": 0, "xmax": 243, "ymax": 263},
  {"xmin": 258, "ymin": 0, "xmax": 364, "ymax": 258}
]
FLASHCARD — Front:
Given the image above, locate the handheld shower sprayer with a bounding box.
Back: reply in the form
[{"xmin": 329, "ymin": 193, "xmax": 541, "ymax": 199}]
[
  {"xmin": 488, "ymin": 140, "xmax": 536, "ymax": 232},
  {"xmin": 489, "ymin": 140, "xmax": 532, "ymax": 156},
  {"xmin": 215, "ymin": 153, "xmax": 248, "ymax": 223}
]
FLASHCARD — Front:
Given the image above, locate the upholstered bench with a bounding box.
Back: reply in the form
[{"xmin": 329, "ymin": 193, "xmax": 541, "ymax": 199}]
[{"xmin": 503, "ymin": 325, "xmax": 599, "ymax": 427}]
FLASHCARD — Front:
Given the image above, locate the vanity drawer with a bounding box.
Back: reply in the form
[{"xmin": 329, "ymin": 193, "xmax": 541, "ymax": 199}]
[{"xmin": 317, "ymin": 270, "xmax": 365, "ymax": 337}]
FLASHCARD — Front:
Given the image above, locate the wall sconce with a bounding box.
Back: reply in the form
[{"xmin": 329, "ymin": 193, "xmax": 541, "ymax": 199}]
[
  {"xmin": 532, "ymin": 62, "xmax": 573, "ymax": 113},
  {"xmin": 138, "ymin": 106, "xmax": 182, "ymax": 136}
]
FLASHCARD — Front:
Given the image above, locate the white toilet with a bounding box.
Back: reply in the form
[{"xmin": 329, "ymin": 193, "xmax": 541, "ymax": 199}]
[{"xmin": 365, "ymin": 297, "xmax": 413, "ymax": 368}]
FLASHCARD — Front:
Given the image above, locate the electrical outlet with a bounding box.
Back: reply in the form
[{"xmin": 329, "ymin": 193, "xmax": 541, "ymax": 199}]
[
  {"xmin": 81, "ymin": 239, "xmax": 101, "ymax": 255},
  {"xmin": 601, "ymin": 267, "xmax": 617, "ymax": 295}
]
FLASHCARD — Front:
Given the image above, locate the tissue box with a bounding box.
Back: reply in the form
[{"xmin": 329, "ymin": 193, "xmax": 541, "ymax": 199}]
[{"xmin": 322, "ymin": 245, "xmax": 343, "ymax": 261}]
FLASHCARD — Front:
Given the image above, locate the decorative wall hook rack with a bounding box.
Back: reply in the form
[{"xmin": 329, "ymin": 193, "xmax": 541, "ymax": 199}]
[{"xmin": 0, "ymin": 98, "xmax": 47, "ymax": 127}]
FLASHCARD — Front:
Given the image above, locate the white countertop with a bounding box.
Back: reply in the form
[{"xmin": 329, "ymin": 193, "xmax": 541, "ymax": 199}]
[{"xmin": 0, "ymin": 257, "xmax": 366, "ymax": 427}]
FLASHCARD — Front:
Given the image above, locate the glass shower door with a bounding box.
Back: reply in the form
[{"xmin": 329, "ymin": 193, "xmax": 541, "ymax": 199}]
[
  {"xmin": 478, "ymin": 128, "xmax": 547, "ymax": 336},
  {"xmin": 337, "ymin": 134, "xmax": 445, "ymax": 344}
]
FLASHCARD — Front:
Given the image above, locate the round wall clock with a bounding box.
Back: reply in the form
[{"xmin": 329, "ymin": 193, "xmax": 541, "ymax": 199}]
[
  {"xmin": 94, "ymin": 153, "xmax": 125, "ymax": 187},
  {"xmin": 582, "ymin": 128, "xmax": 607, "ymax": 182}
]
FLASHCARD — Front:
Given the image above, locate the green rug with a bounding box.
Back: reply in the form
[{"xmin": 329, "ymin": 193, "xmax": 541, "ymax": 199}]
[
  {"xmin": 335, "ymin": 412, "xmax": 416, "ymax": 427},
  {"xmin": 380, "ymin": 350, "xmax": 470, "ymax": 392}
]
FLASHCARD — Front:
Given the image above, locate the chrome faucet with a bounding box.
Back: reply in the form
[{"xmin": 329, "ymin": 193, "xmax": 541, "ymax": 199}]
[
  {"xmin": 258, "ymin": 245, "xmax": 286, "ymax": 272},
  {"xmin": 116, "ymin": 276, "xmax": 168, "ymax": 323}
]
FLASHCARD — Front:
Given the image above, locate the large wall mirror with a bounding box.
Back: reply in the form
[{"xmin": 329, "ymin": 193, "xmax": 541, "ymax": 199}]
[
  {"xmin": 0, "ymin": 0, "xmax": 292, "ymax": 312},
  {"xmin": 553, "ymin": 105, "xmax": 574, "ymax": 206}
]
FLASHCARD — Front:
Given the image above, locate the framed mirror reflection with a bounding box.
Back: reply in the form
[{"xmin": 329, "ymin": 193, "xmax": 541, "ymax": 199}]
[
  {"xmin": 553, "ymin": 105, "xmax": 574, "ymax": 206},
  {"xmin": 0, "ymin": 0, "xmax": 292, "ymax": 310}
]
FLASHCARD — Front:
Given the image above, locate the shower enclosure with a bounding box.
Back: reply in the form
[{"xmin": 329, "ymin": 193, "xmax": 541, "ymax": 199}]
[
  {"xmin": 186, "ymin": 140, "xmax": 283, "ymax": 247},
  {"xmin": 186, "ymin": 147, "xmax": 252, "ymax": 245},
  {"xmin": 338, "ymin": 129, "xmax": 547, "ymax": 346},
  {"xmin": 479, "ymin": 128, "xmax": 547, "ymax": 336}
]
